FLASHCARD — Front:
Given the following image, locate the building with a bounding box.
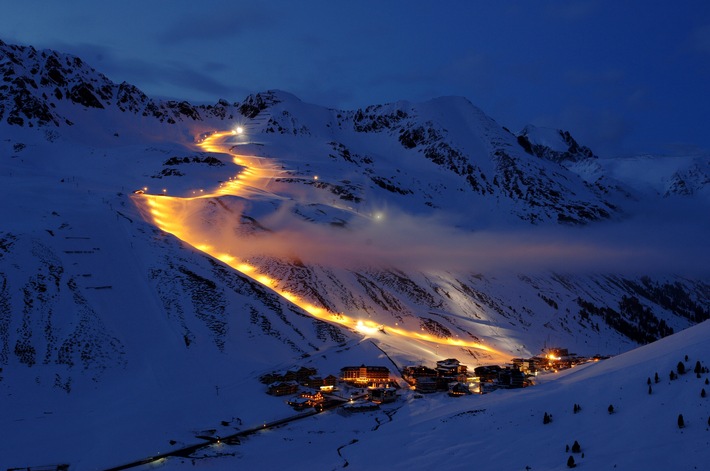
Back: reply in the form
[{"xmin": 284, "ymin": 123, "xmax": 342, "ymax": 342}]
[
  {"xmin": 436, "ymin": 358, "xmax": 468, "ymax": 376},
  {"xmin": 474, "ymin": 365, "xmax": 502, "ymax": 382},
  {"xmin": 413, "ymin": 376, "xmax": 438, "ymax": 394},
  {"xmin": 541, "ymin": 347, "xmax": 578, "ymax": 371},
  {"xmin": 340, "ymin": 365, "xmax": 390, "ymax": 385},
  {"xmin": 323, "ymin": 374, "xmax": 338, "ymax": 386},
  {"xmin": 448, "ymin": 382, "xmax": 471, "ymax": 397},
  {"xmin": 498, "ymin": 367, "xmax": 527, "ymax": 388},
  {"xmin": 301, "ymin": 375, "xmax": 324, "ymax": 389},
  {"xmin": 370, "ymin": 387, "xmax": 397, "ymax": 404},
  {"xmin": 403, "ymin": 365, "xmax": 438, "ymax": 384},
  {"xmin": 288, "ymin": 390, "xmax": 325, "ymax": 409},
  {"xmin": 295, "ymin": 366, "xmax": 318, "ymax": 382},
  {"xmin": 512, "ymin": 358, "xmax": 539, "ymax": 375},
  {"xmin": 302, "ymin": 373, "xmax": 339, "ymax": 389},
  {"xmin": 267, "ymin": 381, "xmax": 299, "ymax": 396}
]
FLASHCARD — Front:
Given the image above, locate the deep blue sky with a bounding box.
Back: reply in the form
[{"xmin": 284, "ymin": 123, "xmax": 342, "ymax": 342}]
[{"xmin": 2, "ymin": 1, "xmax": 709, "ymax": 156}]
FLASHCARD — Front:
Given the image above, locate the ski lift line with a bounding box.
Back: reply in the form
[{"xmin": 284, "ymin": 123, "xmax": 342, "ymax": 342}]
[{"xmin": 132, "ymin": 130, "xmax": 505, "ymax": 356}]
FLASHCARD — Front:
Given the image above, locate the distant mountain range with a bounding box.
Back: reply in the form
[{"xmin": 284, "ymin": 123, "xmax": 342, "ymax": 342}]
[{"xmin": 1, "ymin": 39, "xmax": 709, "ymax": 468}]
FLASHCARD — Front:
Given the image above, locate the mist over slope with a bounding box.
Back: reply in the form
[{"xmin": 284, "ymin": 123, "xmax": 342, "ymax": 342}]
[{"xmin": 1, "ymin": 39, "xmax": 709, "ymax": 468}]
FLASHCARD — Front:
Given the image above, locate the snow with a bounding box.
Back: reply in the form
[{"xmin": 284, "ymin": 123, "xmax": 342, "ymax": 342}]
[
  {"xmin": 521, "ymin": 124, "xmax": 570, "ymax": 153},
  {"xmin": 155, "ymin": 320, "xmax": 710, "ymax": 470},
  {"xmin": 0, "ymin": 40, "xmax": 709, "ymax": 470}
]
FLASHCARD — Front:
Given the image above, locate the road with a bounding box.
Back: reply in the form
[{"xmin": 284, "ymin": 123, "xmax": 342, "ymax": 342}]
[{"xmin": 102, "ymin": 393, "xmax": 363, "ymax": 470}]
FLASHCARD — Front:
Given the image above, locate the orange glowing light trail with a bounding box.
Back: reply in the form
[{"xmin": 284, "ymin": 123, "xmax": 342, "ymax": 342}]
[{"xmin": 132, "ymin": 131, "xmax": 502, "ymax": 356}]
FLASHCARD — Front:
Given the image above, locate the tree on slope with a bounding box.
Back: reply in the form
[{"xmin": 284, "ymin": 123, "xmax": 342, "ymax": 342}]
[{"xmin": 571, "ymin": 440, "xmax": 581, "ymax": 453}]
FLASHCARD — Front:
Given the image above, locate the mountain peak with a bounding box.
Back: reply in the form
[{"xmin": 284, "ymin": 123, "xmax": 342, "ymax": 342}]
[{"xmin": 518, "ymin": 124, "xmax": 597, "ymax": 163}]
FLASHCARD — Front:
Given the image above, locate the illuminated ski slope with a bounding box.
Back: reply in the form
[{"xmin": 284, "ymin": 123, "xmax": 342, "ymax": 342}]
[{"xmin": 133, "ymin": 130, "xmax": 505, "ymax": 358}]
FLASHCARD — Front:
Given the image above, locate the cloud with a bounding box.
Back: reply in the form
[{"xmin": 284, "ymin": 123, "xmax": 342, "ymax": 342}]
[{"xmin": 170, "ymin": 194, "xmax": 709, "ymax": 278}]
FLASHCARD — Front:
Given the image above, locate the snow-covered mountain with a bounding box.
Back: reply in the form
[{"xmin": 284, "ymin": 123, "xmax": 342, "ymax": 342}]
[{"xmin": 1, "ymin": 40, "xmax": 709, "ymax": 469}]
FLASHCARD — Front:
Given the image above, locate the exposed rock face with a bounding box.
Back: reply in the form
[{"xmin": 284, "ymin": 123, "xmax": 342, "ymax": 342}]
[
  {"xmin": 518, "ymin": 125, "xmax": 597, "ymax": 163},
  {"xmin": 0, "ymin": 40, "xmax": 233, "ymax": 127}
]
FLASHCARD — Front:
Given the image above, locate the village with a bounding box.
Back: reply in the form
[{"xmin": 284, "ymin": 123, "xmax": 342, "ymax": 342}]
[{"xmin": 260, "ymin": 348, "xmax": 608, "ymax": 412}]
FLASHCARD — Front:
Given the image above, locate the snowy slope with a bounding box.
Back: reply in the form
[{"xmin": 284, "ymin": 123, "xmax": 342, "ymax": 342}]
[
  {"xmin": 158, "ymin": 319, "xmax": 710, "ymax": 470},
  {"xmin": 1, "ymin": 40, "xmax": 709, "ymax": 469}
]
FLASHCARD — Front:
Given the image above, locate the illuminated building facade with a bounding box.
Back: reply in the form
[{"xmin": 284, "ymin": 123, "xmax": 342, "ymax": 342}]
[{"xmin": 340, "ymin": 365, "xmax": 390, "ymax": 385}]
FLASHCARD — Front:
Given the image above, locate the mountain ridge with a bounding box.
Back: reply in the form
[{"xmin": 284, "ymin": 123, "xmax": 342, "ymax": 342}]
[{"xmin": 1, "ymin": 39, "xmax": 709, "ymax": 468}]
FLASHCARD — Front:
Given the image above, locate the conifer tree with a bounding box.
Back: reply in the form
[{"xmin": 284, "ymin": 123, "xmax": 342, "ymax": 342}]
[
  {"xmin": 608, "ymin": 404, "xmax": 614, "ymax": 414},
  {"xmin": 647, "ymin": 377, "xmax": 651, "ymax": 385},
  {"xmin": 543, "ymin": 412, "xmax": 551, "ymax": 424},
  {"xmin": 695, "ymin": 361, "xmax": 702, "ymax": 375},
  {"xmin": 648, "ymin": 384, "xmax": 652, "ymax": 395},
  {"xmin": 702, "ymin": 388, "xmax": 706, "ymax": 398},
  {"xmin": 654, "ymin": 372, "xmax": 659, "ymax": 383},
  {"xmin": 567, "ymin": 456, "xmax": 576, "ymax": 468},
  {"xmin": 572, "ymin": 440, "xmax": 581, "ymax": 453},
  {"xmin": 678, "ymin": 361, "xmax": 686, "ymax": 375},
  {"xmin": 678, "ymin": 414, "xmax": 685, "ymax": 428}
]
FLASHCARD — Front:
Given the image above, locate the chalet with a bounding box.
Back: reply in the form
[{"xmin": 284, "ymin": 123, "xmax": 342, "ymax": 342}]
[
  {"xmin": 323, "ymin": 374, "xmax": 338, "ymax": 387},
  {"xmin": 282, "ymin": 370, "xmax": 298, "ymax": 382},
  {"xmin": 288, "ymin": 390, "xmax": 324, "ymax": 409},
  {"xmin": 370, "ymin": 387, "xmax": 397, "ymax": 404},
  {"xmin": 512, "ymin": 358, "xmax": 538, "ymax": 375},
  {"xmin": 287, "ymin": 396, "xmax": 311, "ymax": 410},
  {"xmin": 448, "ymin": 382, "xmax": 471, "ymax": 397},
  {"xmin": 413, "ymin": 376, "xmax": 438, "ymax": 394},
  {"xmin": 295, "ymin": 366, "xmax": 318, "ymax": 382},
  {"xmin": 302, "ymin": 373, "xmax": 339, "ymax": 389},
  {"xmin": 474, "ymin": 365, "xmax": 502, "ymax": 382},
  {"xmin": 403, "ymin": 365, "xmax": 438, "ymax": 384},
  {"xmin": 260, "ymin": 366, "xmax": 323, "ymax": 387},
  {"xmin": 341, "ymin": 365, "xmax": 390, "ymax": 385},
  {"xmin": 301, "ymin": 390, "xmax": 325, "ymax": 404},
  {"xmin": 498, "ymin": 367, "xmax": 527, "ymax": 388},
  {"xmin": 267, "ymin": 381, "xmax": 298, "ymax": 396},
  {"xmin": 301, "ymin": 375, "xmax": 324, "ymax": 389},
  {"xmin": 436, "ymin": 359, "xmax": 468, "ymax": 387},
  {"xmin": 436, "ymin": 358, "xmax": 467, "ymax": 376},
  {"xmin": 259, "ymin": 372, "xmax": 282, "ymax": 384}
]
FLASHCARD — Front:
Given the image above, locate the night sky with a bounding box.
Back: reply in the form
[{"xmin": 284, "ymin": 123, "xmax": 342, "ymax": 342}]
[{"xmin": 2, "ymin": 1, "xmax": 709, "ymax": 156}]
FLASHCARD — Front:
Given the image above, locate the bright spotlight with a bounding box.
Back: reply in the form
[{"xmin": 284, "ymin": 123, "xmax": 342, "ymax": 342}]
[{"xmin": 236, "ymin": 126, "xmax": 244, "ymax": 134}]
